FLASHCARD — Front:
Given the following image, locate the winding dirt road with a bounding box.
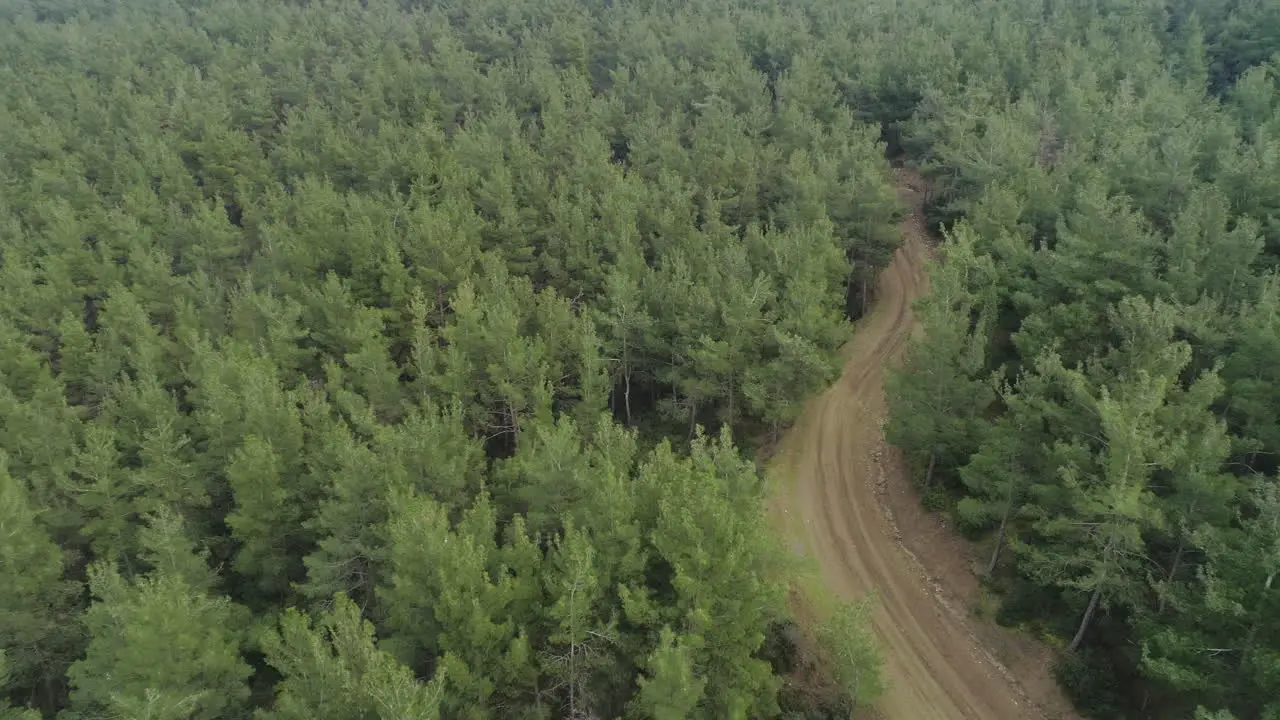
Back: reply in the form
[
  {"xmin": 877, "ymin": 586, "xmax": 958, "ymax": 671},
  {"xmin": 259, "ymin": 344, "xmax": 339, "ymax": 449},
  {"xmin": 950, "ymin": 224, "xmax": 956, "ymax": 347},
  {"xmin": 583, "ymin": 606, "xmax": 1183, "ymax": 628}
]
[{"xmin": 769, "ymin": 171, "xmax": 1042, "ymax": 719}]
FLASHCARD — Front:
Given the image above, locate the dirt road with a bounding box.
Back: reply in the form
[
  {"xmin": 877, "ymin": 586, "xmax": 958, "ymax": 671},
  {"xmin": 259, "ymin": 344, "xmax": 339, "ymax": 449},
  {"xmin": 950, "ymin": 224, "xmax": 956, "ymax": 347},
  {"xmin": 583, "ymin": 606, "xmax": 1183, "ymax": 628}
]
[{"xmin": 769, "ymin": 171, "xmax": 1042, "ymax": 719}]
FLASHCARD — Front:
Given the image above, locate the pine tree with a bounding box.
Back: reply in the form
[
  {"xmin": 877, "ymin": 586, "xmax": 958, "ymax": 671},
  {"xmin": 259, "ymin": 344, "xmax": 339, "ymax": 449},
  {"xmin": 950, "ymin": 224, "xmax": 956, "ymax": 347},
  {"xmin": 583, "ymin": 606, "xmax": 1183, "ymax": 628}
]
[
  {"xmin": 690, "ymin": 243, "xmax": 772, "ymax": 428},
  {"xmin": 0, "ymin": 652, "xmax": 40, "ymax": 720},
  {"xmin": 1222, "ymin": 280, "xmax": 1280, "ymax": 466},
  {"xmin": 886, "ymin": 224, "xmax": 996, "ymax": 488},
  {"xmin": 595, "ymin": 256, "xmax": 654, "ymax": 427},
  {"xmin": 225, "ymin": 436, "xmax": 303, "ymax": 601},
  {"xmin": 1143, "ymin": 480, "xmax": 1280, "ymax": 718},
  {"xmin": 642, "ymin": 431, "xmax": 786, "ymax": 716},
  {"xmin": 630, "ymin": 628, "xmax": 705, "ymax": 720},
  {"xmin": 1150, "ymin": 369, "xmax": 1238, "ymax": 614},
  {"xmin": 380, "ymin": 492, "xmax": 540, "ymax": 716},
  {"xmin": 136, "ymin": 507, "xmax": 217, "ymax": 592},
  {"xmin": 0, "ymin": 321, "xmax": 81, "ymax": 537},
  {"xmin": 66, "ymin": 562, "xmax": 252, "ymax": 720},
  {"xmin": 957, "ymin": 390, "xmax": 1041, "ymax": 576},
  {"xmin": 816, "ymin": 599, "xmax": 884, "ymax": 713},
  {"xmin": 258, "ymin": 594, "xmax": 445, "ymax": 720},
  {"xmin": 301, "ymin": 401, "xmax": 482, "ymax": 612},
  {"xmin": 542, "ymin": 524, "xmax": 615, "ymax": 718},
  {"xmin": 67, "ymin": 420, "xmax": 136, "ymax": 564},
  {"xmin": 1018, "ymin": 358, "xmax": 1172, "ymax": 652},
  {"xmin": 0, "ymin": 454, "xmax": 80, "ymax": 707},
  {"xmin": 1015, "ymin": 184, "xmax": 1169, "ymax": 366},
  {"xmin": 1203, "ymin": 481, "xmax": 1280, "ymax": 714},
  {"xmin": 1165, "ymin": 187, "xmax": 1262, "ymax": 308},
  {"xmin": 742, "ymin": 222, "xmax": 847, "ymax": 440},
  {"xmin": 418, "ymin": 261, "xmax": 563, "ymax": 447}
]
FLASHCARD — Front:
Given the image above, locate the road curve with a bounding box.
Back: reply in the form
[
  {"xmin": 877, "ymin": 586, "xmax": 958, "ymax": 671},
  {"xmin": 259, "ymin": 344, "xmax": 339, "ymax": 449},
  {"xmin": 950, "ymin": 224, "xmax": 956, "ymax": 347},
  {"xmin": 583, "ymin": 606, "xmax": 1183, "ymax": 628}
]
[{"xmin": 769, "ymin": 170, "xmax": 1038, "ymax": 720}]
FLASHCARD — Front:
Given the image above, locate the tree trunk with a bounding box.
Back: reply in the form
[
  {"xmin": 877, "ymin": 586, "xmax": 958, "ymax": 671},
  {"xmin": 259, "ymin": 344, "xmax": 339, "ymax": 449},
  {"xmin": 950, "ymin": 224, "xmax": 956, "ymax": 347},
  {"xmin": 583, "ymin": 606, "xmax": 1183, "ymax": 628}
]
[
  {"xmin": 986, "ymin": 501, "xmax": 1011, "ymax": 576},
  {"xmin": 1239, "ymin": 572, "xmax": 1274, "ymax": 674},
  {"xmin": 623, "ymin": 365, "xmax": 632, "ymax": 425},
  {"xmin": 924, "ymin": 446, "xmax": 938, "ymax": 487},
  {"xmin": 987, "ymin": 474, "xmax": 1020, "ymax": 576},
  {"xmin": 1068, "ymin": 587, "xmax": 1103, "ymax": 652},
  {"xmin": 1157, "ymin": 535, "xmax": 1187, "ymax": 615}
]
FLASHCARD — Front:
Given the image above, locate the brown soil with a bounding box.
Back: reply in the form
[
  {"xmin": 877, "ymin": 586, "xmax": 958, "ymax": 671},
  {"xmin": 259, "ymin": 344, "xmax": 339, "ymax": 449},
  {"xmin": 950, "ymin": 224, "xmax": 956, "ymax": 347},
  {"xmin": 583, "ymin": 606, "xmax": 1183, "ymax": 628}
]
[{"xmin": 767, "ymin": 169, "xmax": 1082, "ymax": 720}]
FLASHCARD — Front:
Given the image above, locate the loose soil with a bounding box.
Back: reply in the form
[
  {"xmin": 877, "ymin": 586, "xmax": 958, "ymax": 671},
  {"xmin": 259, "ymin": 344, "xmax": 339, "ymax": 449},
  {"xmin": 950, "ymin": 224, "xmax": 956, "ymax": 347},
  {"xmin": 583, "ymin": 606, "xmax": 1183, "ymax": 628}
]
[{"xmin": 767, "ymin": 169, "xmax": 1082, "ymax": 720}]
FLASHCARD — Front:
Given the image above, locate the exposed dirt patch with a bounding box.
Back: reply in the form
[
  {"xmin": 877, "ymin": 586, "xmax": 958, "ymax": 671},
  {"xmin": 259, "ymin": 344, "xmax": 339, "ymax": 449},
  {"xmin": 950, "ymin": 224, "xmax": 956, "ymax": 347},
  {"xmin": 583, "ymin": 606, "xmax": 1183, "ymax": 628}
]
[
  {"xmin": 878, "ymin": 440, "xmax": 1082, "ymax": 720},
  {"xmin": 767, "ymin": 169, "xmax": 1082, "ymax": 720}
]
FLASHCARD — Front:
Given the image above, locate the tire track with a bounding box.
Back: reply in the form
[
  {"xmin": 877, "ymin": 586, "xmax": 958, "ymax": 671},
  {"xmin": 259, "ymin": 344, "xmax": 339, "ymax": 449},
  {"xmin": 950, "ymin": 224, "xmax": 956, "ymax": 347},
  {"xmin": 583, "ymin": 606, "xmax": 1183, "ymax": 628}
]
[{"xmin": 770, "ymin": 170, "xmax": 1040, "ymax": 720}]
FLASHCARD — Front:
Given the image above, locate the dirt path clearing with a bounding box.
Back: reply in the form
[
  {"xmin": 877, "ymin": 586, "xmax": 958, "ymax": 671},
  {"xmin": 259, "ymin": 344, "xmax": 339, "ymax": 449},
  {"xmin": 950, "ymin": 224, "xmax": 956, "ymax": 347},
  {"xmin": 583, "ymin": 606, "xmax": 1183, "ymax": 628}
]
[{"xmin": 769, "ymin": 170, "xmax": 1065, "ymax": 720}]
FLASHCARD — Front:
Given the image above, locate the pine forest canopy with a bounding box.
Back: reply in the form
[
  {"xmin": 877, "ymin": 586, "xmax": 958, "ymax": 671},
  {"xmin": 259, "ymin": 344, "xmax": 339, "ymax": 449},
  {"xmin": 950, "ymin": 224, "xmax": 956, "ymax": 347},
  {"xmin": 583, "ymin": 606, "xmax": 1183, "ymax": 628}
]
[
  {"xmin": 0, "ymin": 0, "xmax": 1276, "ymax": 718},
  {"xmin": 0, "ymin": 0, "xmax": 896, "ymax": 717},
  {"xmin": 881, "ymin": 0, "xmax": 1280, "ymax": 719}
]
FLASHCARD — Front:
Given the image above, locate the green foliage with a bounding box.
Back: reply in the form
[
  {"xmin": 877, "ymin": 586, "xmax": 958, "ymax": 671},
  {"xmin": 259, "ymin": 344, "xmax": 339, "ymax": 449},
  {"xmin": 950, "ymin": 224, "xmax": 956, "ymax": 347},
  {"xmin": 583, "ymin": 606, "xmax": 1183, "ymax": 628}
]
[
  {"xmin": 642, "ymin": 430, "xmax": 788, "ymax": 717},
  {"xmin": 381, "ymin": 492, "xmax": 539, "ymax": 716},
  {"xmin": 66, "ymin": 562, "xmax": 252, "ymax": 720},
  {"xmin": 0, "ymin": 653, "xmax": 39, "ymax": 720},
  {"xmin": 879, "ymin": 0, "xmax": 1280, "ymax": 717},
  {"xmin": 19, "ymin": 0, "xmax": 1280, "ymax": 714},
  {"xmin": 1053, "ymin": 645, "xmax": 1124, "ymax": 718},
  {"xmin": 371, "ymin": 426, "xmax": 791, "ymax": 718},
  {"xmin": 0, "ymin": 0, "xmax": 915, "ymax": 715},
  {"xmin": 815, "ymin": 600, "xmax": 884, "ymax": 712},
  {"xmin": 632, "ymin": 628, "xmax": 706, "ymax": 720},
  {"xmin": 1017, "ymin": 355, "xmax": 1175, "ymax": 651},
  {"xmin": 886, "ymin": 223, "xmax": 996, "ymax": 489},
  {"xmin": 258, "ymin": 594, "xmax": 445, "ymax": 720},
  {"xmin": 0, "ymin": 456, "xmax": 80, "ymax": 701}
]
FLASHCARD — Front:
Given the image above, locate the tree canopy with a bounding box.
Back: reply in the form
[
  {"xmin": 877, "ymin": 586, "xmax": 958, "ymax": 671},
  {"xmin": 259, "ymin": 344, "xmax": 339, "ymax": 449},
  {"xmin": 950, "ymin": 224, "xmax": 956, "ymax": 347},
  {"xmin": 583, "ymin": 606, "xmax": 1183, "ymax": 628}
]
[
  {"xmin": 0, "ymin": 0, "xmax": 899, "ymax": 716},
  {"xmin": 881, "ymin": 0, "xmax": 1280, "ymax": 717},
  {"xmin": 6, "ymin": 0, "xmax": 1278, "ymax": 717}
]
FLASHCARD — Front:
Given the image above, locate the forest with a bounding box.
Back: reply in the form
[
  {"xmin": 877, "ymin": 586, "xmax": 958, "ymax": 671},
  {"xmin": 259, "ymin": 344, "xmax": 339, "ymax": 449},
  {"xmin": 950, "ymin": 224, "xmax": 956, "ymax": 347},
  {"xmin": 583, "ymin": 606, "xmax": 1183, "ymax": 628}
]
[
  {"xmin": 884, "ymin": 0, "xmax": 1280, "ymax": 718},
  {"xmin": 0, "ymin": 0, "xmax": 1276, "ymax": 718},
  {"xmin": 0, "ymin": 0, "xmax": 896, "ymax": 717}
]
